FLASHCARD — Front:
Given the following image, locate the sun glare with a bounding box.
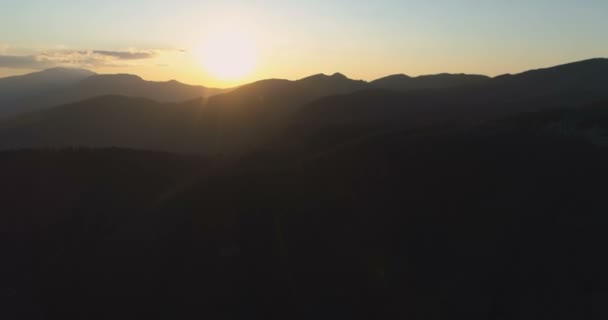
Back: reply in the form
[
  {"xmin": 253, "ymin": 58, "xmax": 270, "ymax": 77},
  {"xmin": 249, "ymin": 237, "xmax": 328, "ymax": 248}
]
[{"xmin": 198, "ymin": 29, "xmax": 257, "ymax": 81}]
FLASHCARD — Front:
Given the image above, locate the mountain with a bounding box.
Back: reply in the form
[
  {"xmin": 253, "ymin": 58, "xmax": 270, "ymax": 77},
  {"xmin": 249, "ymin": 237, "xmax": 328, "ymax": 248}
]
[
  {"xmin": 487, "ymin": 58, "xmax": 608, "ymax": 105},
  {"xmin": 199, "ymin": 58, "xmax": 608, "ymax": 155},
  {"xmin": 0, "ymin": 70, "xmax": 227, "ymax": 117},
  {"xmin": 0, "ymin": 59, "xmax": 607, "ymax": 156},
  {"xmin": 4, "ymin": 59, "xmax": 608, "ymax": 319},
  {"xmin": 44, "ymin": 73, "xmax": 227, "ymax": 106},
  {"xmin": 298, "ymin": 72, "xmax": 370, "ymax": 94},
  {"xmin": 199, "ymin": 72, "xmax": 371, "ymax": 153},
  {"xmin": 182, "ymin": 101, "xmax": 608, "ymax": 320},
  {"xmin": 209, "ymin": 72, "xmax": 370, "ymax": 109},
  {"xmin": 284, "ymin": 58, "xmax": 608, "ymax": 148},
  {"xmin": 371, "ymin": 73, "xmax": 490, "ymax": 91},
  {"xmin": 0, "ymin": 68, "xmax": 95, "ymax": 109},
  {"xmin": 0, "ymin": 72, "xmax": 370, "ymax": 155}
]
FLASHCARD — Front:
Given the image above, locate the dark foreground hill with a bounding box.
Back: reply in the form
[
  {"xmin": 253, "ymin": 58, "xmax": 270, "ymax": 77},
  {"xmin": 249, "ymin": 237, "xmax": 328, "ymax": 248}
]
[
  {"xmin": 0, "ymin": 148, "xmax": 206, "ymax": 319},
  {"xmin": 3, "ymin": 100, "xmax": 608, "ymax": 319}
]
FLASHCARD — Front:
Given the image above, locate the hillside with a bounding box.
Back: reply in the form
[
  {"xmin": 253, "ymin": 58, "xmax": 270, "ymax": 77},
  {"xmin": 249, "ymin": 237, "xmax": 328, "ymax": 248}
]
[
  {"xmin": 0, "ymin": 70, "xmax": 226, "ymax": 117},
  {"xmin": 371, "ymin": 73, "xmax": 490, "ymax": 91},
  {"xmin": 1, "ymin": 59, "xmax": 607, "ymax": 156},
  {"xmin": 3, "ymin": 100, "xmax": 608, "ymax": 318}
]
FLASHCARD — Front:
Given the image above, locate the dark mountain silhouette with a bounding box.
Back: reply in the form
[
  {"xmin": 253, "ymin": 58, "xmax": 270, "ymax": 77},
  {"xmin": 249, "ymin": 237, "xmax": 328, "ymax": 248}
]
[
  {"xmin": 0, "ymin": 71, "xmax": 368, "ymax": 154},
  {"xmin": 0, "ymin": 70, "xmax": 227, "ymax": 117},
  {"xmin": 0, "ymin": 71, "xmax": 371, "ymax": 153},
  {"xmin": 0, "ymin": 72, "xmax": 369, "ymax": 155},
  {"xmin": 486, "ymin": 58, "xmax": 608, "ymax": 106},
  {"xmin": 0, "ymin": 58, "xmax": 607, "ymax": 157},
  {"xmin": 182, "ymin": 72, "xmax": 371, "ymax": 154},
  {"xmin": 0, "ymin": 68, "xmax": 95, "ymax": 112},
  {"xmin": 57, "ymin": 73, "xmax": 227, "ymax": 104},
  {"xmin": 3, "ymin": 59, "xmax": 608, "ymax": 319},
  {"xmin": 371, "ymin": 73, "xmax": 490, "ymax": 91},
  {"xmin": 298, "ymin": 72, "xmax": 370, "ymax": 93},
  {"xmin": 3, "ymin": 100, "xmax": 608, "ymax": 319},
  {"xmin": 284, "ymin": 58, "xmax": 608, "ymax": 148},
  {"xmin": 161, "ymin": 56, "xmax": 606, "ymax": 146}
]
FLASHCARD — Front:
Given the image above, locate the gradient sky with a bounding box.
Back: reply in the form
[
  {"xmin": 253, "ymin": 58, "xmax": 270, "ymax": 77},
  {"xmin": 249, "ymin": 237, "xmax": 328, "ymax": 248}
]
[{"xmin": 1, "ymin": 0, "xmax": 607, "ymax": 87}]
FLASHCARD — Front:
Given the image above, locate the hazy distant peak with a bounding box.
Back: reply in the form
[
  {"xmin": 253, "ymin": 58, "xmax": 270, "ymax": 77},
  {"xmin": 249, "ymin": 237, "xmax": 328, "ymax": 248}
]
[
  {"xmin": 39, "ymin": 67, "xmax": 96, "ymax": 76},
  {"xmin": 372, "ymin": 74, "xmax": 412, "ymax": 82},
  {"xmin": 513, "ymin": 58, "xmax": 608, "ymax": 77},
  {"xmin": 101, "ymin": 73, "xmax": 144, "ymax": 81},
  {"xmin": 417, "ymin": 73, "xmax": 454, "ymax": 78},
  {"xmin": 371, "ymin": 72, "xmax": 490, "ymax": 92},
  {"xmin": 299, "ymin": 73, "xmax": 329, "ymax": 81},
  {"xmin": 415, "ymin": 73, "xmax": 490, "ymax": 80},
  {"xmin": 299, "ymin": 72, "xmax": 354, "ymax": 82},
  {"xmin": 493, "ymin": 73, "xmax": 514, "ymax": 80},
  {"xmin": 330, "ymin": 72, "xmax": 348, "ymax": 79},
  {"xmin": 79, "ymin": 73, "xmax": 144, "ymax": 85},
  {"xmin": 0, "ymin": 67, "xmax": 96, "ymax": 82},
  {"xmin": 487, "ymin": 58, "xmax": 608, "ymax": 89},
  {"xmin": 552, "ymin": 57, "xmax": 608, "ymax": 67}
]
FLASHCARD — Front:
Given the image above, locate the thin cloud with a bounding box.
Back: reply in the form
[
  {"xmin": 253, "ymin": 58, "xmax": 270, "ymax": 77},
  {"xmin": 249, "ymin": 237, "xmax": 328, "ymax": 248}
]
[
  {"xmin": 93, "ymin": 50, "xmax": 157, "ymax": 60},
  {"xmin": 0, "ymin": 49, "xmax": 161, "ymax": 69},
  {"xmin": 0, "ymin": 55, "xmax": 54, "ymax": 69}
]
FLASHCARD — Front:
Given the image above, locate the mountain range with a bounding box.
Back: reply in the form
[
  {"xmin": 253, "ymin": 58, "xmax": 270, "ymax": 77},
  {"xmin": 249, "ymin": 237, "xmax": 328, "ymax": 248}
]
[
  {"xmin": 0, "ymin": 68, "xmax": 226, "ymax": 117},
  {"xmin": 0, "ymin": 58, "xmax": 606, "ymax": 155},
  {"xmin": 3, "ymin": 58, "xmax": 608, "ymax": 319}
]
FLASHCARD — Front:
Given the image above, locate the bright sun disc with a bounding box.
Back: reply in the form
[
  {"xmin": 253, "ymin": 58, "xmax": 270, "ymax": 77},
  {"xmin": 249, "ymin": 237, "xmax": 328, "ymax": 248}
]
[{"xmin": 199, "ymin": 29, "xmax": 257, "ymax": 81}]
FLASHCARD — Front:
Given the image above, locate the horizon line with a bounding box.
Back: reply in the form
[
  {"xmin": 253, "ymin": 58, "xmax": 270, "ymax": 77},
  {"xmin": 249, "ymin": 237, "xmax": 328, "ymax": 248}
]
[{"xmin": 2, "ymin": 57, "xmax": 606, "ymax": 89}]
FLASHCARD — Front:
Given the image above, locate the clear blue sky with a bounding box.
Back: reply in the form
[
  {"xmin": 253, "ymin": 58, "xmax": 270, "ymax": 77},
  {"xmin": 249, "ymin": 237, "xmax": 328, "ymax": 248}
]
[{"xmin": 1, "ymin": 0, "xmax": 607, "ymax": 86}]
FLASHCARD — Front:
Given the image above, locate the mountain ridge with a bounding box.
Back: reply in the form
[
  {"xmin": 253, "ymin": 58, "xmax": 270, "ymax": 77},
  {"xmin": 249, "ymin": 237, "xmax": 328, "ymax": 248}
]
[
  {"xmin": 1, "ymin": 58, "xmax": 607, "ymax": 155},
  {"xmin": 0, "ymin": 69, "xmax": 227, "ymax": 117}
]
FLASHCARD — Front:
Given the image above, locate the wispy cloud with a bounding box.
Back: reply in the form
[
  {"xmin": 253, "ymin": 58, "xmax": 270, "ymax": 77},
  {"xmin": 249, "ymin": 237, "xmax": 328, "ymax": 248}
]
[
  {"xmin": 92, "ymin": 50, "xmax": 157, "ymax": 60},
  {"xmin": 0, "ymin": 49, "xmax": 161, "ymax": 69},
  {"xmin": 0, "ymin": 55, "xmax": 54, "ymax": 69}
]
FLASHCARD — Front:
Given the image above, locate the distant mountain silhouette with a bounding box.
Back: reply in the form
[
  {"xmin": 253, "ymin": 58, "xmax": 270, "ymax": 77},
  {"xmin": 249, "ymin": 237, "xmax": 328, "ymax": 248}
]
[
  {"xmin": 284, "ymin": 58, "xmax": 608, "ymax": 148},
  {"xmin": 487, "ymin": 58, "xmax": 608, "ymax": 105},
  {"xmin": 298, "ymin": 72, "xmax": 370, "ymax": 93},
  {"xmin": 0, "ymin": 69, "xmax": 227, "ymax": 117},
  {"xmin": 0, "ymin": 72, "xmax": 371, "ymax": 154},
  {"xmin": 371, "ymin": 73, "xmax": 490, "ymax": 91},
  {"xmin": 200, "ymin": 73, "xmax": 371, "ymax": 153},
  {"xmin": 0, "ymin": 58, "xmax": 607, "ymax": 156},
  {"xmin": 0, "ymin": 68, "xmax": 95, "ymax": 112}
]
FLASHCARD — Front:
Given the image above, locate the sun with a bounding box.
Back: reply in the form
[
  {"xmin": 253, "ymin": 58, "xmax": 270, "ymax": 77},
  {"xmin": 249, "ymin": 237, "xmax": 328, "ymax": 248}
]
[{"xmin": 198, "ymin": 29, "xmax": 257, "ymax": 81}]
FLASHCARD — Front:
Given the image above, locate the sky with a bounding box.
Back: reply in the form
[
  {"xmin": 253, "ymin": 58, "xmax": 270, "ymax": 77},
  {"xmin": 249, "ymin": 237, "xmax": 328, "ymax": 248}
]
[{"xmin": 1, "ymin": 0, "xmax": 607, "ymax": 87}]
